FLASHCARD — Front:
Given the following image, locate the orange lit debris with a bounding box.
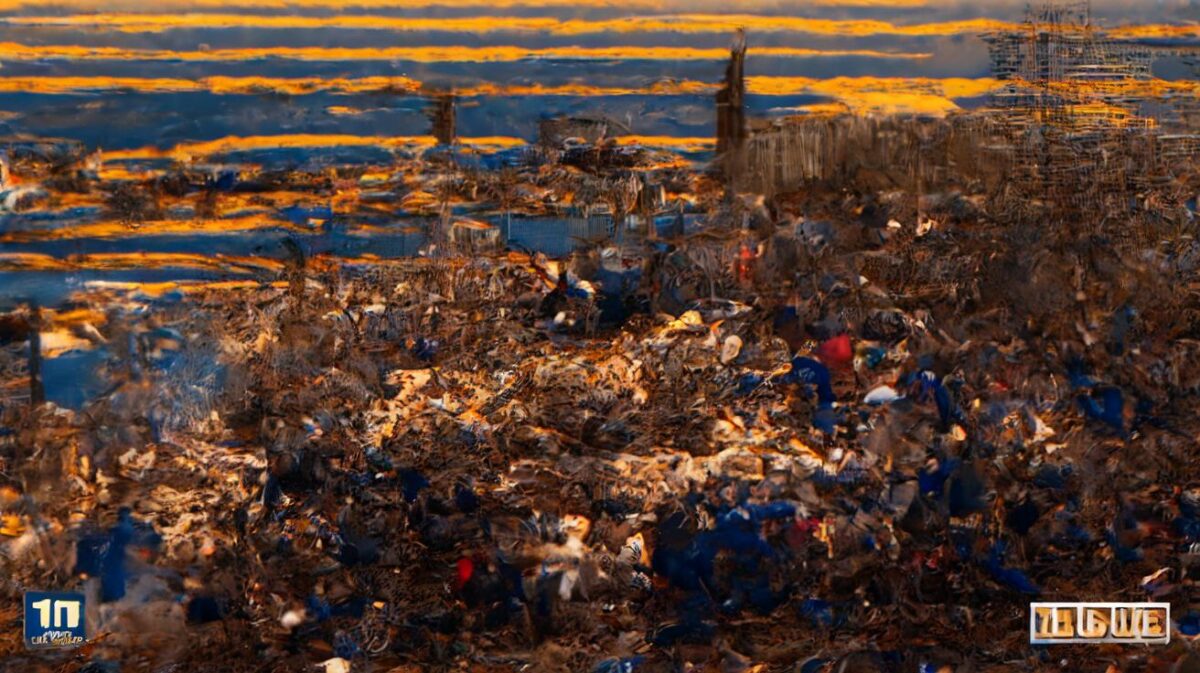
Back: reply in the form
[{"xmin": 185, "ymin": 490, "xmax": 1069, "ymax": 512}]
[
  {"xmin": 0, "ymin": 214, "xmax": 300, "ymax": 243},
  {"xmin": 100, "ymin": 134, "xmax": 528, "ymax": 162},
  {"xmin": 0, "ymin": 251, "xmax": 285, "ymax": 273}
]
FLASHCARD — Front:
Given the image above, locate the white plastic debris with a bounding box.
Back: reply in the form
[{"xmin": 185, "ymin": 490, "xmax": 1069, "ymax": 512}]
[
  {"xmin": 1026, "ymin": 410, "xmax": 1056, "ymax": 444},
  {"xmin": 720, "ymin": 335, "xmax": 743, "ymax": 365},
  {"xmin": 280, "ymin": 608, "xmax": 306, "ymax": 629},
  {"xmin": 916, "ymin": 217, "xmax": 937, "ymax": 237},
  {"xmin": 1141, "ymin": 567, "xmax": 1171, "ymax": 589},
  {"xmin": 558, "ymin": 568, "xmax": 579, "ymax": 600},
  {"xmin": 863, "ymin": 385, "xmax": 902, "ymax": 405},
  {"xmin": 319, "ymin": 657, "xmax": 351, "ymax": 673}
]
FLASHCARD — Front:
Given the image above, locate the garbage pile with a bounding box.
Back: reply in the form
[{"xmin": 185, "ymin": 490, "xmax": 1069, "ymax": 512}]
[{"xmin": 2, "ymin": 200, "xmax": 1200, "ymax": 673}]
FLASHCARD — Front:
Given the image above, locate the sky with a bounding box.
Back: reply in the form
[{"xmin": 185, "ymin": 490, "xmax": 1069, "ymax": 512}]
[{"xmin": 0, "ymin": 0, "xmax": 1192, "ymax": 150}]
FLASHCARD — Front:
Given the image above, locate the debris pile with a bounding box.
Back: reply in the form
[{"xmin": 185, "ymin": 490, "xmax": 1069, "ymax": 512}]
[{"xmin": 2, "ymin": 176, "xmax": 1200, "ymax": 672}]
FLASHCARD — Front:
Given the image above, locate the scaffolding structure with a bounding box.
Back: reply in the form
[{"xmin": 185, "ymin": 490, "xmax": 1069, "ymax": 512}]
[
  {"xmin": 976, "ymin": 2, "xmax": 1198, "ymax": 215},
  {"xmin": 733, "ymin": 2, "xmax": 1200, "ymax": 219},
  {"xmin": 983, "ymin": 1, "xmax": 1156, "ymax": 131}
]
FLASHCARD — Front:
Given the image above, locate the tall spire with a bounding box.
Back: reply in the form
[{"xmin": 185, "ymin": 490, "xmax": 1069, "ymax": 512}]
[
  {"xmin": 429, "ymin": 92, "xmax": 457, "ymax": 146},
  {"xmin": 715, "ymin": 28, "xmax": 748, "ymax": 186}
]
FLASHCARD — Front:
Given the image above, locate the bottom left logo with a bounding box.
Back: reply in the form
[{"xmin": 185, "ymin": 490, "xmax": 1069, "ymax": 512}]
[{"xmin": 24, "ymin": 591, "xmax": 87, "ymax": 649}]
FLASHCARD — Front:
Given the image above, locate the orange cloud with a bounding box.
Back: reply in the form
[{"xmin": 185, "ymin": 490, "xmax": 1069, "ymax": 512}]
[
  {"xmin": 0, "ymin": 0, "xmax": 929, "ymax": 9},
  {"xmin": 747, "ymin": 75, "xmax": 1002, "ymax": 98},
  {"xmin": 0, "ymin": 42, "xmax": 930, "ymax": 62},
  {"xmin": 0, "ymin": 13, "xmax": 1013, "ymax": 37},
  {"xmin": 1107, "ymin": 23, "xmax": 1200, "ymax": 39},
  {"xmin": 12, "ymin": 74, "xmax": 1193, "ymax": 117},
  {"xmin": 0, "ymin": 75, "xmax": 697, "ymax": 96},
  {"xmin": 0, "ymin": 75, "xmax": 420, "ymax": 95},
  {"xmin": 456, "ymin": 81, "xmax": 719, "ymax": 96},
  {"xmin": 10, "ymin": 12, "xmax": 1192, "ymax": 42}
]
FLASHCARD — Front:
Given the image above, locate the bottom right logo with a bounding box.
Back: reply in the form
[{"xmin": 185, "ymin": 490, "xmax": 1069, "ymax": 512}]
[{"xmin": 1031, "ymin": 602, "xmax": 1170, "ymax": 645}]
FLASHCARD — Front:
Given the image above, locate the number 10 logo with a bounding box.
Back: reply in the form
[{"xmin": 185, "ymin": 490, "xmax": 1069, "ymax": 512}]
[
  {"xmin": 24, "ymin": 591, "xmax": 87, "ymax": 649},
  {"xmin": 30, "ymin": 598, "xmax": 80, "ymax": 629}
]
